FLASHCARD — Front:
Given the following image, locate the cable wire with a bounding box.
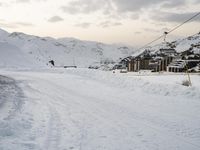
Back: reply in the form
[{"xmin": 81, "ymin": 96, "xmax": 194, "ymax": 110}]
[{"xmin": 137, "ymin": 11, "xmax": 200, "ymax": 51}]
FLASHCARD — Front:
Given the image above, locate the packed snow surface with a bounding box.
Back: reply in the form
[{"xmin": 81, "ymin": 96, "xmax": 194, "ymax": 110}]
[{"xmin": 0, "ymin": 68, "xmax": 200, "ymax": 150}]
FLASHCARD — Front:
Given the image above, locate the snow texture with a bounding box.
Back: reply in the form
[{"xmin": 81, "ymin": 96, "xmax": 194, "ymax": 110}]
[
  {"xmin": 0, "ymin": 28, "xmax": 133, "ymax": 68},
  {"xmin": 0, "ymin": 68, "xmax": 200, "ymax": 150},
  {"xmin": 133, "ymin": 32, "xmax": 200, "ymax": 56},
  {"xmin": 0, "ymin": 28, "xmax": 200, "ymax": 150}
]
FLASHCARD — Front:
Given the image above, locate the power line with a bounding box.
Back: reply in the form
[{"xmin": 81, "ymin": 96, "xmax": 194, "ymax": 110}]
[
  {"xmin": 137, "ymin": 11, "xmax": 200, "ymax": 51},
  {"xmin": 137, "ymin": 35, "xmax": 164, "ymax": 51},
  {"xmin": 167, "ymin": 12, "xmax": 200, "ymax": 34}
]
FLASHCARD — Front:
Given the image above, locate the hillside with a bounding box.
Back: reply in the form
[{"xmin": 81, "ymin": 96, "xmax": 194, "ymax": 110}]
[
  {"xmin": 1, "ymin": 28, "xmax": 199, "ymax": 69},
  {"xmin": 0, "ymin": 28, "xmax": 134, "ymax": 68},
  {"xmin": 0, "ymin": 42, "xmax": 43, "ymax": 68},
  {"xmin": 133, "ymin": 32, "xmax": 200, "ymax": 56}
]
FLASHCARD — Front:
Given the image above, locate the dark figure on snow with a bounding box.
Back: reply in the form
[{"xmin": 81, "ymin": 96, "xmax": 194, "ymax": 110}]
[{"xmin": 49, "ymin": 60, "xmax": 55, "ymax": 66}]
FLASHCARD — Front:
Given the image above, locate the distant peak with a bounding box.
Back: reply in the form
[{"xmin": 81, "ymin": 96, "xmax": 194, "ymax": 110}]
[
  {"xmin": 0, "ymin": 28, "xmax": 7, "ymax": 32},
  {"xmin": 10, "ymin": 31, "xmax": 27, "ymax": 36},
  {"xmin": 0, "ymin": 28, "xmax": 9, "ymax": 35}
]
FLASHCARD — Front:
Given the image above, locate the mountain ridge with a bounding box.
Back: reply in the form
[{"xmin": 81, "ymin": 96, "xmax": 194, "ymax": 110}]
[
  {"xmin": 136, "ymin": 32, "xmax": 200, "ymax": 56},
  {"xmin": 0, "ymin": 28, "xmax": 134, "ymax": 68},
  {"xmin": 0, "ymin": 28, "xmax": 199, "ymax": 69}
]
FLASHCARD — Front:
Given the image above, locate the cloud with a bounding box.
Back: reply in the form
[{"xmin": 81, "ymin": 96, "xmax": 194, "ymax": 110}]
[
  {"xmin": 143, "ymin": 28, "xmax": 160, "ymax": 33},
  {"xmin": 161, "ymin": 0, "xmax": 186, "ymax": 8},
  {"xmin": 113, "ymin": 0, "xmax": 161, "ymax": 12},
  {"xmin": 15, "ymin": 22, "xmax": 34, "ymax": 26},
  {"xmin": 161, "ymin": 27, "xmax": 170, "ymax": 32},
  {"xmin": 134, "ymin": 31, "xmax": 141, "ymax": 34},
  {"xmin": 151, "ymin": 11, "xmax": 200, "ymax": 23},
  {"xmin": 112, "ymin": 22, "xmax": 122, "ymax": 26},
  {"xmin": 115, "ymin": 0, "xmax": 188, "ymax": 11},
  {"xmin": 193, "ymin": 0, "xmax": 200, "ymax": 3},
  {"xmin": 48, "ymin": 16, "xmax": 64, "ymax": 23},
  {"xmin": 98, "ymin": 21, "xmax": 122, "ymax": 28},
  {"xmin": 61, "ymin": 0, "xmax": 110, "ymax": 14},
  {"xmin": 15, "ymin": 0, "xmax": 47, "ymax": 3},
  {"xmin": 0, "ymin": 21, "xmax": 34, "ymax": 29},
  {"xmin": 61, "ymin": 0, "xmax": 140, "ymax": 20},
  {"xmin": 131, "ymin": 13, "xmax": 140, "ymax": 20},
  {"xmin": 0, "ymin": 23, "xmax": 18, "ymax": 29},
  {"xmin": 60, "ymin": 0, "xmax": 191, "ymax": 22},
  {"xmin": 61, "ymin": 0, "xmax": 188, "ymax": 14},
  {"xmin": 75, "ymin": 22, "xmax": 91, "ymax": 28},
  {"xmin": 0, "ymin": 2, "xmax": 9, "ymax": 7},
  {"xmin": 16, "ymin": 0, "xmax": 30, "ymax": 3}
]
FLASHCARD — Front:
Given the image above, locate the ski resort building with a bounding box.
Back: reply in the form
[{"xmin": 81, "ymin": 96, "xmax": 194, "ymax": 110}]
[
  {"xmin": 124, "ymin": 46, "xmax": 200, "ymax": 73},
  {"xmin": 167, "ymin": 59, "xmax": 200, "ymax": 72},
  {"xmin": 127, "ymin": 49, "xmax": 176, "ymax": 72},
  {"xmin": 167, "ymin": 60, "xmax": 186, "ymax": 72},
  {"xmin": 119, "ymin": 46, "xmax": 200, "ymax": 73}
]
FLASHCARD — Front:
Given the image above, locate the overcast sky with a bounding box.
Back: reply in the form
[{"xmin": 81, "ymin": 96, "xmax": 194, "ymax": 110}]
[{"xmin": 0, "ymin": 0, "xmax": 199, "ymax": 46}]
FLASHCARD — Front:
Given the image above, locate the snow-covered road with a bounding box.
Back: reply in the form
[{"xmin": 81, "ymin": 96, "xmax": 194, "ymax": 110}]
[{"xmin": 0, "ymin": 69, "xmax": 200, "ymax": 150}]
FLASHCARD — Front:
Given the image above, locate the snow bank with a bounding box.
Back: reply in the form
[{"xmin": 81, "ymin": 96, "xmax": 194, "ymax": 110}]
[{"xmin": 59, "ymin": 69, "xmax": 200, "ymax": 100}]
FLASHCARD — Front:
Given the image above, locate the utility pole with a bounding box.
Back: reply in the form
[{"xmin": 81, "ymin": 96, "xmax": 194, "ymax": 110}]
[
  {"xmin": 185, "ymin": 60, "xmax": 192, "ymax": 86},
  {"xmin": 164, "ymin": 32, "xmax": 168, "ymax": 42}
]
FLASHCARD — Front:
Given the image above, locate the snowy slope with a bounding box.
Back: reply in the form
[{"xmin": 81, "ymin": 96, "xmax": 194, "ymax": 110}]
[
  {"xmin": 133, "ymin": 32, "xmax": 200, "ymax": 56},
  {"xmin": 0, "ymin": 28, "xmax": 134, "ymax": 68},
  {"xmin": 0, "ymin": 29, "xmax": 9, "ymax": 38},
  {"xmin": 0, "ymin": 69, "xmax": 200, "ymax": 150},
  {"xmin": 0, "ymin": 42, "xmax": 43, "ymax": 68},
  {"xmin": 175, "ymin": 33, "xmax": 200, "ymax": 53}
]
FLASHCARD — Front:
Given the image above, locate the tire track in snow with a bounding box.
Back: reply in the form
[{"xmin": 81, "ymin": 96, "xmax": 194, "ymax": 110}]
[
  {"xmin": 39, "ymin": 74, "xmax": 200, "ymax": 150},
  {"xmin": 3, "ymin": 71, "xmax": 200, "ymax": 150},
  {"xmin": 24, "ymin": 84, "xmax": 62, "ymax": 150},
  {"xmin": 44, "ymin": 106, "xmax": 61, "ymax": 150},
  {"xmin": 0, "ymin": 75, "xmax": 33, "ymax": 150},
  {"xmin": 0, "ymin": 75, "xmax": 25, "ymax": 120}
]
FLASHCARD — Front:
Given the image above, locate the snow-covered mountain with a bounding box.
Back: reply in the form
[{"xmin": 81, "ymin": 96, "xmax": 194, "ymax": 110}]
[
  {"xmin": 133, "ymin": 32, "xmax": 200, "ymax": 56},
  {"xmin": 1, "ymin": 28, "xmax": 199, "ymax": 69},
  {"xmin": 0, "ymin": 28, "xmax": 134, "ymax": 68},
  {"xmin": 0, "ymin": 42, "xmax": 43, "ymax": 68}
]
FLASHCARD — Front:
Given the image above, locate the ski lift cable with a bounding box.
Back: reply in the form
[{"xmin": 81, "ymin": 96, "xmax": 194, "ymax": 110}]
[
  {"xmin": 137, "ymin": 11, "xmax": 200, "ymax": 51},
  {"xmin": 167, "ymin": 12, "xmax": 200, "ymax": 34},
  {"xmin": 137, "ymin": 35, "xmax": 164, "ymax": 51}
]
